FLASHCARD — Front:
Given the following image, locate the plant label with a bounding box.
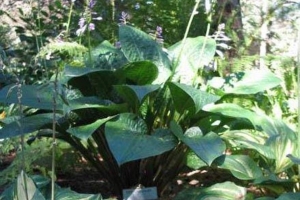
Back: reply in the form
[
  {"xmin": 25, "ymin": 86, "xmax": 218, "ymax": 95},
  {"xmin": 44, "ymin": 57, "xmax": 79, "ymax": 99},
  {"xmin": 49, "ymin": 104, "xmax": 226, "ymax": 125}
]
[{"xmin": 122, "ymin": 186, "xmax": 158, "ymax": 200}]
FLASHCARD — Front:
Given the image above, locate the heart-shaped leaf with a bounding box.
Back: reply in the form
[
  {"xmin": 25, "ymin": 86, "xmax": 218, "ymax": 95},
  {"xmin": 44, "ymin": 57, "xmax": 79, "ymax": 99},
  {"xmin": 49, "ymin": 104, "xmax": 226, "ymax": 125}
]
[
  {"xmin": 183, "ymin": 130, "xmax": 225, "ymax": 166},
  {"xmin": 119, "ymin": 25, "xmax": 171, "ymax": 83},
  {"xmin": 105, "ymin": 113, "xmax": 177, "ymax": 165},
  {"xmin": 170, "ymin": 122, "xmax": 225, "ymax": 166}
]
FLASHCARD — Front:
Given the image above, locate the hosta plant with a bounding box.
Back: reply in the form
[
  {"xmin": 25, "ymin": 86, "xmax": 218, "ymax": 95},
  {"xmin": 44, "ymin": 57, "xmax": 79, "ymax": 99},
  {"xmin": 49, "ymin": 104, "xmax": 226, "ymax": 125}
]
[{"xmin": 0, "ymin": 24, "xmax": 299, "ymax": 199}]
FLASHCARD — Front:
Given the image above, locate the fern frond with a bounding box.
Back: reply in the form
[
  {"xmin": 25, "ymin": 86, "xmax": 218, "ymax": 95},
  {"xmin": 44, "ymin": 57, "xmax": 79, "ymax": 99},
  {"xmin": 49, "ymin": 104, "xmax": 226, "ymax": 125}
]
[{"xmin": 36, "ymin": 41, "xmax": 88, "ymax": 60}]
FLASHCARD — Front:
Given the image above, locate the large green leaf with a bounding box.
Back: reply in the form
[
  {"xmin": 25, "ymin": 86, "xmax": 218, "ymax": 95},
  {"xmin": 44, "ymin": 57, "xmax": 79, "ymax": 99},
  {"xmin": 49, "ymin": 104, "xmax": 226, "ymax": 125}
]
[
  {"xmin": 175, "ymin": 181, "xmax": 246, "ymax": 200},
  {"xmin": 169, "ymin": 36, "xmax": 216, "ymax": 70},
  {"xmin": 114, "ymin": 85, "xmax": 160, "ymax": 109},
  {"xmin": 105, "ymin": 113, "xmax": 177, "ymax": 165},
  {"xmin": 0, "ymin": 84, "xmax": 64, "ymax": 110},
  {"xmin": 67, "ymin": 116, "xmax": 114, "ymax": 141},
  {"xmin": 169, "ymin": 36, "xmax": 216, "ymax": 84},
  {"xmin": 0, "ymin": 113, "xmax": 62, "ymax": 139},
  {"xmin": 115, "ymin": 61, "xmax": 158, "ymax": 85},
  {"xmin": 203, "ymin": 103, "xmax": 278, "ymax": 136},
  {"xmin": 221, "ymin": 130, "xmax": 275, "ymax": 159},
  {"xmin": 224, "ymin": 69, "xmax": 281, "ymax": 94},
  {"xmin": 184, "ymin": 130, "xmax": 225, "ymax": 166},
  {"xmin": 168, "ymin": 82, "xmax": 220, "ymax": 115},
  {"xmin": 215, "ymin": 155, "xmax": 263, "ymax": 180},
  {"xmin": 170, "ymin": 121, "xmax": 225, "ymax": 166},
  {"xmin": 119, "ymin": 25, "xmax": 171, "ymax": 83}
]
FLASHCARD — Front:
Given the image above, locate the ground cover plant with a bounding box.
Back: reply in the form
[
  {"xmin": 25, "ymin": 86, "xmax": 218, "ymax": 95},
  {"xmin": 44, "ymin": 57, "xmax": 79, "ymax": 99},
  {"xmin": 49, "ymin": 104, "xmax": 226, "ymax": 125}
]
[{"xmin": 0, "ymin": 0, "xmax": 300, "ymax": 199}]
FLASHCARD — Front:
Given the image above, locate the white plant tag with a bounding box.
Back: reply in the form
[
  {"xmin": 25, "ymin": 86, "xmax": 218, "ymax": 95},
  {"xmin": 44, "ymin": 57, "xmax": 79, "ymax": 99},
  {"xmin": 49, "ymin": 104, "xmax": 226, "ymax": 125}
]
[{"xmin": 122, "ymin": 186, "xmax": 158, "ymax": 200}]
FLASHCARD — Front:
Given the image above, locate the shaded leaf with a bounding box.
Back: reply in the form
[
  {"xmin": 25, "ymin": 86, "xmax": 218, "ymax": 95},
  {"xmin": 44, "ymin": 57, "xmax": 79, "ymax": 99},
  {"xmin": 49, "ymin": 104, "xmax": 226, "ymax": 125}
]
[
  {"xmin": 105, "ymin": 113, "xmax": 177, "ymax": 165},
  {"xmin": 67, "ymin": 116, "xmax": 115, "ymax": 141},
  {"xmin": 168, "ymin": 82, "xmax": 220, "ymax": 115},
  {"xmin": 0, "ymin": 113, "xmax": 63, "ymax": 139},
  {"xmin": 0, "ymin": 84, "xmax": 64, "ymax": 110},
  {"xmin": 115, "ymin": 61, "xmax": 158, "ymax": 85},
  {"xmin": 186, "ymin": 150, "xmax": 207, "ymax": 170},
  {"xmin": 277, "ymin": 192, "xmax": 300, "ymax": 200},
  {"xmin": 119, "ymin": 25, "xmax": 171, "ymax": 83},
  {"xmin": 114, "ymin": 85, "xmax": 160, "ymax": 109}
]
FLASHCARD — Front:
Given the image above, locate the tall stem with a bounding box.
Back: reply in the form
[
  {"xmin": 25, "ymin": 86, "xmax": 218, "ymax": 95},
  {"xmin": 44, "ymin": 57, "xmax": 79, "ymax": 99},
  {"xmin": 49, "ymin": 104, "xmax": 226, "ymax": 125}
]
[
  {"xmin": 17, "ymin": 80, "xmax": 29, "ymax": 200},
  {"xmin": 297, "ymin": 25, "xmax": 300, "ymax": 180},
  {"xmin": 174, "ymin": 0, "xmax": 201, "ymax": 69},
  {"xmin": 66, "ymin": 0, "xmax": 74, "ymax": 36},
  {"xmin": 51, "ymin": 66, "xmax": 59, "ymax": 200}
]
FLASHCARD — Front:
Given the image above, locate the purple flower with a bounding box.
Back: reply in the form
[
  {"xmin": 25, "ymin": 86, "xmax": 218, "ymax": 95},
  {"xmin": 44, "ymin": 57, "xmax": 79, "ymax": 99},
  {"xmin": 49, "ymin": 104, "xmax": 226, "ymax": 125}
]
[
  {"xmin": 88, "ymin": 0, "xmax": 96, "ymax": 9},
  {"xmin": 89, "ymin": 23, "xmax": 95, "ymax": 31},
  {"xmin": 76, "ymin": 25, "xmax": 87, "ymax": 36},
  {"xmin": 156, "ymin": 26, "xmax": 163, "ymax": 38},
  {"xmin": 78, "ymin": 18, "xmax": 85, "ymax": 28},
  {"xmin": 119, "ymin": 11, "xmax": 129, "ymax": 24}
]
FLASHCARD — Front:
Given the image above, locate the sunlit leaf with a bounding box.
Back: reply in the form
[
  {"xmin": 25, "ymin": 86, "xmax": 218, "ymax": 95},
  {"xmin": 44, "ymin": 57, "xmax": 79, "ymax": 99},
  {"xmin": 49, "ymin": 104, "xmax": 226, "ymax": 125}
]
[
  {"xmin": 215, "ymin": 155, "xmax": 263, "ymax": 180},
  {"xmin": 224, "ymin": 69, "xmax": 281, "ymax": 94},
  {"xmin": 266, "ymin": 133, "xmax": 297, "ymax": 173},
  {"xmin": 169, "ymin": 36, "xmax": 216, "ymax": 71},
  {"xmin": 175, "ymin": 181, "xmax": 246, "ymax": 200},
  {"xmin": 171, "ymin": 122, "xmax": 225, "ymax": 166}
]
